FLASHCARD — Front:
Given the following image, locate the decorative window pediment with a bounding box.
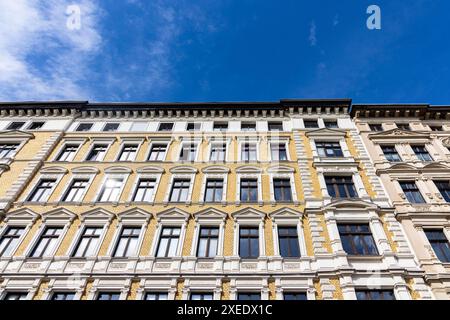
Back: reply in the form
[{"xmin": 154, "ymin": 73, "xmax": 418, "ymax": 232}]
[
  {"xmin": 104, "ymin": 166, "xmax": 132, "ymax": 174},
  {"xmin": 194, "ymin": 208, "xmax": 227, "ymax": 222},
  {"xmin": 72, "ymin": 166, "xmax": 100, "ymax": 174},
  {"xmin": 422, "ymin": 163, "xmax": 450, "ymax": 171},
  {"xmin": 236, "ymin": 165, "xmax": 262, "ymax": 174},
  {"xmin": 136, "ymin": 166, "xmax": 165, "ymax": 174},
  {"xmin": 323, "ymin": 199, "xmax": 378, "ymax": 211},
  {"xmin": 267, "ymin": 165, "xmax": 295, "ymax": 173},
  {"xmin": 118, "ymin": 208, "xmax": 151, "ymax": 223},
  {"xmin": 3, "ymin": 208, "xmax": 39, "ymax": 223},
  {"xmin": 232, "ymin": 207, "xmax": 266, "ymax": 221},
  {"xmin": 202, "ymin": 165, "xmax": 230, "ymax": 174},
  {"xmin": 269, "ymin": 207, "xmax": 303, "ymax": 220},
  {"xmin": 0, "ymin": 130, "xmax": 35, "ymax": 140},
  {"xmin": 369, "ymin": 129, "xmax": 430, "ymax": 142},
  {"xmin": 388, "ymin": 163, "xmax": 417, "ymax": 171},
  {"xmin": 40, "ymin": 166, "xmax": 69, "ymax": 174},
  {"xmin": 81, "ymin": 208, "xmax": 115, "ymax": 223},
  {"xmin": 441, "ymin": 137, "xmax": 450, "ymax": 147},
  {"xmin": 41, "ymin": 208, "xmax": 76, "ymax": 223},
  {"xmin": 156, "ymin": 207, "xmax": 190, "ymax": 222},
  {"xmin": 305, "ymin": 128, "xmax": 346, "ymax": 138},
  {"xmin": 169, "ymin": 166, "xmax": 198, "ymax": 174}
]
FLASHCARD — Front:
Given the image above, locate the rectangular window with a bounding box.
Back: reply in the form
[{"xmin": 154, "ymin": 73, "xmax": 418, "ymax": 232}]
[
  {"xmin": 400, "ymin": 181, "xmax": 425, "ymax": 204},
  {"xmin": 118, "ymin": 144, "xmax": 138, "ymax": 161},
  {"xmin": 213, "ymin": 122, "xmax": 228, "ymax": 131},
  {"xmin": 30, "ymin": 226, "xmax": 63, "ymax": 257},
  {"xmin": 56, "ymin": 144, "xmax": 79, "ymax": 161},
  {"xmin": 132, "ymin": 178, "xmax": 157, "ymax": 202},
  {"xmin": 324, "ymin": 121, "xmax": 338, "ymax": 129},
  {"xmin": 435, "ymin": 181, "xmax": 450, "ymax": 202},
  {"xmin": 412, "ymin": 145, "xmax": 433, "ymax": 161},
  {"xmin": 304, "ymin": 120, "xmax": 318, "ymax": 128},
  {"xmin": 130, "ymin": 122, "xmax": 148, "ymax": 131},
  {"xmin": 72, "ymin": 226, "xmax": 103, "ymax": 257},
  {"xmin": 113, "ymin": 227, "xmax": 141, "ymax": 257},
  {"xmin": 97, "ymin": 292, "xmax": 120, "ymax": 300},
  {"xmin": 0, "ymin": 143, "xmax": 19, "ymax": 159},
  {"xmin": 425, "ymin": 230, "xmax": 450, "ymax": 263},
  {"xmin": 61, "ymin": 178, "xmax": 89, "ymax": 202},
  {"xmin": 338, "ymin": 224, "xmax": 378, "ymax": 256},
  {"xmin": 241, "ymin": 122, "xmax": 256, "ymax": 131},
  {"xmin": 271, "ymin": 143, "xmax": 288, "ymax": 161},
  {"xmin": 429, "ymin": 125, "xmax": 443, "ymax": 131},
  {"xmin": 204, "ymin": 179, "xmax": 224, "ymax": 203},
  {"xmin": 197, "ymin": 227, "xmax": 219, "ymax": 258},
  {"xmin": 316, "ymin": 142, "xmax": 343, "ymax": 158},
  {"xmin": 145, "ymin": 292, "xmax": 168, "ymax": 300},
  {"xmin": 187, "ymin": 123, "xmax": 201, "ymax": 131},
  {"xmin": 0, "ymin": 226, "xmax": 25, "ymax": 257},
  {"xmin": 76, "ymin": 123, "xmax": 93, "ymax": 132},
  {"xmin": 283, "ymin": 292, "xmax": 307, "ymax": 300},
  {"xmin": 241, "ymin": 143, "xmax": 257, "ymax": 162},
  {"xmin": 268, "ymin": 121, "xmax": 283, "ymax": 131},
  {"xmin": 156, "ymin": 227, "xmax": 181, "ymax": 257},
  {"xmin": 27, "ymin": 179, "xmax": 56, "ymax": 202},
  {"xmin": 158, "ymin": 123, "xmax": 174, "ymax": 132},
  {"xmin": 27, "ymin": 122, "xmax": 45, "ymax": 130},
  {"xmin": 169, "ymin": 179, "xmax": 191, "ymax": 202},
  {"xmin": 237, "ymin": 293, "xmax": 261, "ymax": 300},
  {"xmin": 190, "ymin": 293, "xmax": 213, "ymax": 300},
  {"xmin": 273, "ymin": 178, "xmax": 292, "ymax": 202},
  {"xmin": 103, "ymin": 123, "xmax": 120, "ymax": 132},
  {"xmin": 98, "ymin": 177, "xmax": 124, "ymax": 202},
  {"xmin": 148, "ymin": 144, "xmax": 167, "ymax": 161},
  {"xmin": 278, "ymin": 227, "xmax": 300, "ymax": 258},
  {"xmin": 86, "ymin": 144, "xmax": 108, "ymax": 161},
  {"xmin": 7, "ymin": 122, "xmax": 25, "ymax": 130},
  {"xmin": 51, "ymin": 292, "xmax": 75, "ymax": 300},
  {"xmin": 240, "ymin": 178, "xmax": 258, "ymax": 202},
  {"xmin": 381, "ymin": 146, "xmax": 401, "ymax": 162},
  {"xmin": 355, "ymin": 290, "xmax": 395, "ymax": 300},
  {"xmin": 3, "ymin": 292, "xmax": 28, "ymax": 300},
  {"xmin": 210, "ymin": 144, "xmax": 226, "ymax": 161},
  {"xmin": 239, "ymin": 227, "xmax": 259, "ymax": 258},
  {"xmin": 179, "ymin": 144, "xmax": 197, "ymax": 161},
  {"xmin": 369, "ymin": 124, "xmax": 383, "ymax": 131},
  {"xmin": 397, "ymin": 124, "xmax": 410, "ymax": 131},
  {"xmin": 325, "ymin": 176, "xmax": 357, "ymax": 198}
]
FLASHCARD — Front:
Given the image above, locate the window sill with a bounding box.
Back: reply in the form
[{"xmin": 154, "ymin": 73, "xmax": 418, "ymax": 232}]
[{"xmin": 346, "ymin": 255, "xmax": 383, "ymax": 261}]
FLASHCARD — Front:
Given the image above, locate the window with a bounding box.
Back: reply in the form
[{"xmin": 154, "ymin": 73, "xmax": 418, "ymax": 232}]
[
  {"xmin": 283, "ymin": 292, "xmax": 307, "ymax": 300},
  {"xmin": 213, "ymin": 122, "xmax": 228, "ymax": 131},
  {"xmin": 158, "ymin": 123, "xmax": 173, "ymax": 132},
  {"xmin": 237, "ymin": 293, "xmax": 261, "ymax": 300},
  {"xmin": 400, "ymin": 181, "xmax": 425, "ymax": 204},
  {"xmin": 27, "ymin": 122, "xmax": 45, "ymax": 130},
  {"xmin": 241, "ymin": 143, "xmax": 257, "ymax": 162},
  {"xmin": 98, "ymin": 177, "xmax": 124, "ymax": 202},
  {"xmin": 397, "ymin": 124, "xmax": 410, "ymax": 131},
  {"xmin": 103, "ymin": 123, "xmax": 120, "ymax": 132},
  {"xmin": 169, "ymin": 179, "xmax": 190, "ymax": 202},
  {"xmin": 355, "ymin": 290, "xmax": 395, "ymax": 300},
  {"xmin": 316, "ymin": 142, "xmax": 343, "ymax": 158},
  {"xmin": 86, "ymin": 144, "xmax": 108, "ymax": 161},
  {"xmin": 278, "ymin": 227, "xmax": 300, "ymax": 258},
  {"xmin": 430, "ymin": 125, "xmax": 443, "ymax": 131},
  {"xmin": 369, "ymin": 124, "xmax": 383, "ymax": 131},
  {"xmin": 61, "ymin": 178, "xmax": 89, "ymax": 202},
  {"xmin": 210, "ymin": 144, "xmax": 226, "ymax": 161},
  {"xmin": 190, "ymin": 293, "xmax": 213, "ymax": 300},
  {"xmin": 51, "ymin": 292, "xmax": 75, "ymax": 300},
  {"xmin": 381, "ymin": 146, "xmax": 401, "ymax": 162},
  {"xmin": 113, "ymin": 227, "xmax": 141, "ymax": 257},
  {"xmin": 72, "ymin": 227, "xmax": 103, "ymax": 257},
  {"xmin": 148, "ymin": 144, "xmax": 167, "ymax": 161},
  {"xmin": 197, "ymin": 227, "xmax": 219, "ymax": 258},
  {"xmin": 204, "ymin": 179, "xmax": 224, "ymax": 203},
  {"xmin": 187, "ymin": 123, "xmax": 201, "ymax": 131},
  {"xmin": 130, "ymin": 122, "xmax": 148, "ymax": 131},
  {"xmin": 0, "ymin": 143, "xmax": 19, "ymax": 159},
  {"xmin": 0, "ymin": 226, "xmax": 25, "ymax": 257},
  {"xmin": 6, "ymin": 122, "xmax": 25, "ymax": 130},
  {"xmin": 270, "ymin": 143, "xmax": 288, "ymax": 161},
  {"xmin": 56, "ymin": 144, "xmax": 79, "ymax": 161},
  {"xmin": 145, "ymin": 292, "xmax": 168, "ymax": 300},
  {"xmin": 325, "ymin": 176, "xmax": 357, "ymax": 198},
  {"xmin": 132, "ymin": 178, "xmax": 157, "ymax": 202},
  {"xmin": 435, "ymin": 181, "xmax": 450, "ymax": 202},
  {"xmin": 118, "ymin": 144, "xmax": 138, "ymax": 161},
  {"xmin": 27, "ymin": 179, "xmax": 56, "ymax": 202},
  {"xmin": 76, "ymin": 123, "xmax": 93, "ymax": 132},
  {"xmin": 412, "ymin": 145, "xmax": 433, "ymax": 161},
  {"xmin": 241, "ymin": 122, "xmax": 256, "ymax": 131},
  {"xmin": 273, "ymin": 178, "xmax": 292, "ymax": 202},
  {"xmin": 338, "ymin": 224, "xmax": 378, "ymax": 256},
  {"xmin": 268, "ymin": 121, "xmax": 283, "ymax": 131},
  {"xmin": 304, "ymin": 120, "xmax": 318, "ymax": 128},
  {"xmin": 30, "ymin": 226, "xmax": 63, "ymax": 257},
  {"xmin": 3, "ymin": 292, "xmax": 28, "ymax": 300},
  {"xmin": 324, "ymin": 121, "xmax": 338, "ymax": 129},
  {"xmin": 240, "ymin": 178, "xmax": 258, "ymax": 202},
  {"xmin": 97, "ymin": 292, "xmax": 120, "ymax": 300},
  {"xmin": 425, "ymin": 230, "xmax": 450, "ymax": 263},
  {"xmin": 156, "ymin": 227, "xmax": 181, "ymax": 257},
  {"xmin": 179, "ymin": 144, "xmax": 197, "ymax": 161},
  {"xmin": 239, "ymin": 227, "xmax": 259, "ymax": 258}
]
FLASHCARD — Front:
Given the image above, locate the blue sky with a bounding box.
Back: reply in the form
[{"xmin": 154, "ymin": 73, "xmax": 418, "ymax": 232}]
[{"xmin": 1, "ymin": 0, "xmax": 449, "ymax": 104}]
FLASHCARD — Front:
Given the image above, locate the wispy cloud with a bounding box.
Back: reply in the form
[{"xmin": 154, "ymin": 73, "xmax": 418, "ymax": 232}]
[{"xmin": 308, "ymin": 20, "xmax": 317, "ymax": 46}]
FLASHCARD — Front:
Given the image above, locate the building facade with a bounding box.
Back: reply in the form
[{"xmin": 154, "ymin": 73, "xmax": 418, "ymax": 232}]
[{"xmin": 0, "ymin": 100, "xmax": 436, "ymax": 300}]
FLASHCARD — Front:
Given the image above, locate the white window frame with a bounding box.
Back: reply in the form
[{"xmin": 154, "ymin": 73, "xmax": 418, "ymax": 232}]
[
  {"xmin": 185, "ymin": 122, "xmax": 202, "ymax": 132},
  {"xmin": 269, "ymin": 208, "xmax": 306, "ymax": 258},
  {"xmin": 58, "ymin": 173, "xmax": 96, "ymax": 203},
  {"xmin": 0, "ymin": 132, "xmax": 32, "ymax": 161},
  {"xmin": 237, "ymin": 137, "xmax": 260, "ymax": 162},
  {"xmin": 128, "ymin": 171, "xmax": 163, "ymax": 203},
  {"xmin": 163, "ymin": 167, "xmax": 198, "ymax": 204},
  {"xmin": 268, "ymin": 137, "xmax": 291, "ymax": 162},
  {"xmin": 145, "ymin": 139, "xmax": 172, "ymax": 162},
  {"xmin": 235, "ymin": 166, "xmax": 263, "ymax": 205},
  {"xmin": 231, "ymin": 208, "xmax": 267, "ymax": 258},
  {"xmin": 267, "ymin": 166, "xmax": 299, "ymax": 205},
  {"xmin": 190, "ymin": 208, "xmax": 227, "ymax": 258},
  {"xmin": 114, "ymin": 138, "xmax": 144, "ymax": 162},
  {"xmin": 51, "ymin": 138, "xmax": 86, "ymax": 162},
  {"xmin": 94, "ymin": 169, "xmax": 131, "ymax": 203},
  {"xmin": 83, "ymin": 138, "xmax": 116, "ymax": 162},
  {"xmin": 101, "ymin": 122, "xmax": 121, "ymax": 132},
  {"xmin": 177, "ymin": 138, "xmax": 201, "ymax": 162},
  {"xmin": 23, "ymin": 172, "xmax": 65, "ymax": 203},
  {"xmin": 199, "ymin": 166, "xmax": 230, "ymax": 205},
  {"xmin": 207, "ymin": 139, "xmax": 231, "ymax": 163}
]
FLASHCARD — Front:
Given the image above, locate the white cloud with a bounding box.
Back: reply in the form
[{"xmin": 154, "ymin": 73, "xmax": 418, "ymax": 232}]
[
  {"xmin": 0, "ymin": 0, "xmax": 102, "ymax": 101},
  {"xmin": 308, "ymin": 20, "xmax": 317, "ymax": 46}
]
